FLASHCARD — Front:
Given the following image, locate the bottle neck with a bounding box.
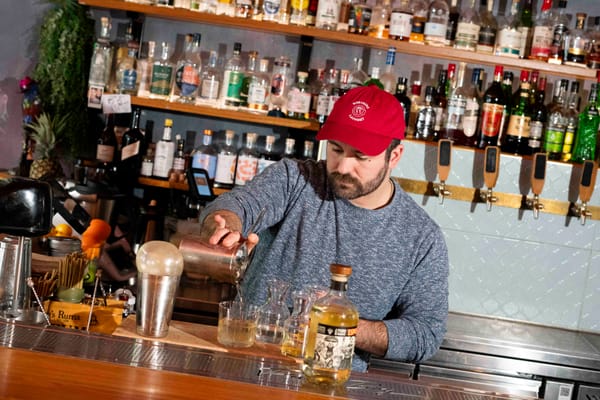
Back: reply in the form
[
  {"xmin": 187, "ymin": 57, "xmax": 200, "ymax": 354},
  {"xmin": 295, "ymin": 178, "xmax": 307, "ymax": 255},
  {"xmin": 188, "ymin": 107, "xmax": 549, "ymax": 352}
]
[
  {"xmin": 203, "ymin": 134, "xmax": 213, "ymax": 146},
  {"xmin": 162, "ymin": 126, "xmax": 172, "ymax": 141},
  {"xmin": 329, "ymin": 278, "xmax": 348, "ymax": 293}
]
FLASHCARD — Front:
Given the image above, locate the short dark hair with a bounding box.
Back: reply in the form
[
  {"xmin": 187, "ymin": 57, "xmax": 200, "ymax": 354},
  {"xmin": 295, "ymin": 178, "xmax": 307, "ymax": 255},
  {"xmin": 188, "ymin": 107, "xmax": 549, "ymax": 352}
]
[{"xmin": 385, "ymin": 139, "xmax": 402, "ymax": 162}]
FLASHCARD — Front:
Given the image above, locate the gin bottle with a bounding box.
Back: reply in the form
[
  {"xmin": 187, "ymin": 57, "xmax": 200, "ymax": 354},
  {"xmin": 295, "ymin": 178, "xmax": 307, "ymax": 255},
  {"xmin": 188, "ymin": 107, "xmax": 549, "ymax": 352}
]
[
  {"xmin": 191, "ymin": 129, "xmax": 218, "ymax": 179},
  {"xmin": 564, "ymin": 13, "xmax": 589, "ymax": 67},
  {"xmin": 424, "ymin": 0, "xmax": 449, "ymax": 46},
  {"xmin": 257, "ymin": 135, "xmax": 280, "ymax": 174},
  {"xmin": 136, "ymin": 41, "xmax": 156, "ymax": 98},
  {"xmin": 454, "ymin": 0, "xmax": 480, "ymax": 51},
  {"xmin": 220, "ymin": 42, "xmax": 246, "ymax": 107},
  {"xmin": 152, "ymin": 118, "xmax": 175, "ymax": 179},
  {"xmin": 247, "ymin": 58, "xmax": 271, "ymax": 113},
  {"xmin": 477, "ymin": 0, "xmax": 497, "ymax": 54},
  {"xmin": 200, "ymin": 50, "xmax": 221, "ymax": 104},
  {"xmin": 234, "ymin": 132, "xmax": 259, "ymax": 186},
  {"xmin": 88, "ymin": 17, "xmax": 113, "ymax": 98},
  {"xmin": 214, "ymin": 130, "xmax": 238, "ymax": 188},
  {"xmin": 528, "ymin": 0, "xmax": 553, "ymax": 61},
  {"xmin": 286, "ymin": 71, "xmax": 312, "ymax": 120},
  {"xmin": 172, "ymin": 33, "xmax": 203, "ymax": 103},
  {"xmin": 149, "ymin": 42, "xmax": 175, "ymax": 100}
]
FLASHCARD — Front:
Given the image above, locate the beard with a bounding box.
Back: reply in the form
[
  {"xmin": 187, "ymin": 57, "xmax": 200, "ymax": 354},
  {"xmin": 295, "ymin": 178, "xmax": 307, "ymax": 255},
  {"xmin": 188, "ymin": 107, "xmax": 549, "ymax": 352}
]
[{"xmin": 328, "ymin": 166, "xmax": 388, "ymax": 200}]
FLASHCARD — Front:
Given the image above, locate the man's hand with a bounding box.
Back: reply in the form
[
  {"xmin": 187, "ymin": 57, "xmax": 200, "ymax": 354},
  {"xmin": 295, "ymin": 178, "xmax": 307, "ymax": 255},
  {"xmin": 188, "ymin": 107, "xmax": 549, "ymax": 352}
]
[
  {"xmin": 202, "ymin": 210, "xmax": 260, "ymax": 252},
  {"xmin": 355, "ymin": 319, "xmax": 388, "ymax": 357}
]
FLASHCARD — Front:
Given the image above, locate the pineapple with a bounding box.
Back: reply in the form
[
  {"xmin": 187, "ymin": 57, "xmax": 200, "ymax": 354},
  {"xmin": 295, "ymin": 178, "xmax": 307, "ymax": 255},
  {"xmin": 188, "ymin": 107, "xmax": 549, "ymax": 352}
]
[{"xmin": 25, "ymin": 112, "xmax": 67, "ymax": 180}]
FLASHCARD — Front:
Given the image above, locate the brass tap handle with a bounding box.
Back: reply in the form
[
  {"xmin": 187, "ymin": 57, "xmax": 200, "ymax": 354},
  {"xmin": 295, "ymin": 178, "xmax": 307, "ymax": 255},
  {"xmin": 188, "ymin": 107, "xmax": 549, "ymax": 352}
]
[
  {"xmin": 436, "ymin": 140, "xmax": 452, "ymax": 204},
  {"xmin": 576, "ymin": 160, "xmax": 598, "ymax": 225},
  {"xmin": 531, "ymin": 153, "xmax": 547, "ymax": 197},
  {"xmin": 435, "ymin": 182, "xmax": 452, "ymax": 204},
  {"xmin": 484, "ymin": 188, "xmax": 497, "ymax": 211},
  {"xmin": 482, "ymin": 146, "xmax": 500, "ymax": 211},
  {"xmin": 532, "ymin": 194, "xmax": 544, "ymax": 219}
]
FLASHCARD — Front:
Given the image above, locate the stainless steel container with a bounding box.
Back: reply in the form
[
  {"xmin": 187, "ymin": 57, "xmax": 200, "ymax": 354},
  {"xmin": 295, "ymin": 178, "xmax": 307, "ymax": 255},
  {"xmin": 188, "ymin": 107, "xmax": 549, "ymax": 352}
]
[
  {"xmin": 136, "ymin": 272, "xmax": 180, "ymax": 338},
  {"xmin": 0, "ymin": 235, "xmax": 32, "ymax": 320}
]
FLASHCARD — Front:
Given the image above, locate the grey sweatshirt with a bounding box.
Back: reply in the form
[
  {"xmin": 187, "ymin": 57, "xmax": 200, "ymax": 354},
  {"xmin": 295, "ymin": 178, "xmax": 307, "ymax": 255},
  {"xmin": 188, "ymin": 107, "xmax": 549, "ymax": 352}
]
[{"xmin": 201, "ymin": 158, "xmax": 449, "ymax": 372}]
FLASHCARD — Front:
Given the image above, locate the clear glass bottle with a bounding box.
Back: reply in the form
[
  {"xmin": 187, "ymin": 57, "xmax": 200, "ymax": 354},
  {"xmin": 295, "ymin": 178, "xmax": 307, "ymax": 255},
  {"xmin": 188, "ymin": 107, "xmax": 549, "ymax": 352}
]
[
  {"xmin": 116, "ymin": 33, "xmax": 139, "ymax": 95},
  {"xmin": 587, "ymin": 16, "xmax": 600, "ymax": 69},
  {"xmin": 444, "ymin": 63, "xmax": 480, "ymax": 147},
  {"xmin": 407, "ymin": 80, "xmax": 423, "ymax": 138},
  {"xmin": 315, "ymin": 0, "xmax": 341, "ymax": 30},
  {"xmin": 547, "ymin": 0, "xmax": 572, "ymax": 65},
  {"xmin": 542, "ymin": 78, "xmax": 569, "ymax": 160},
  {"xmin": 149, "ymin": 42, "xmax": 175, "ymax": 100},
  {"xmin": 247, "ymin": 58, "xmax": 271, "ymax": 113},
  {"xmin": 494, "ymin": 0, "xmax": 522, "ymax": 58},
  {"xmin": 409, "ymin": 0, "xmax": 428, "ymax": 43},
  {"xmin": 290, "ymin": 0, "xmax": 309, "ymax": 25},
  {"xmin": 214, "ymin": 129, "xmax": 238, "ymax": 188},
  {"xmin": 281, "ymin": 289, "xmax": 313, "ymax": 358},
  {"xmin": 528, "ymin": 0, "xmax": 554, "ymax": 61},
  {"xmin": 191, "ymin": 129, "xmax": 218, "ymax": 179},
  {"xmin": 152, "ymin": 118, "xmax": 175, "ymax": 179},
  {"xmin": 415, "ymin": 85, "xmax": 437, "ymax": 141},
  {"xmin": 301, "ymin": 140, "xmax": 315, "ymax": 160},
  {"xmin": 257, "ymin": 135, "xmax": 280, "ymax": 174},
  {"xmin": 268, "ymin": 56, "xmax": 292, "ymax": 116},
  {"xmin": 263, "ymin": 0, "xmax": 282, "ymax": 21},
  {"xmin": 476, "ymin": 0, "xmax": 497, "ymax": 54},
  {"xmin": 136, "ymin": 40, "xmax": 156, "ymax": 98},
  {"xmin": 348, "ymin": 57, "xmax": 369, "ymax": 88},
  {"xmin": 200, "ymin": 50, "xmax": 221, "ymax": 104},
  {"xmin": 221, "ymin": 42, "xmax": 246, "ymax": 107},
  {"xmin": 389, "ymin": 0, "xmax": 412, "ymax": 41},
  {"xmin": 560, "ymin": 80, "xmax": 579, "ymax": 162},
  {"xmin": 255, "ymin": 278, "xmax": 291, "ymax": 344},
  {"xmin": 239, "ymin": 50, "xmax": 259, "ymax": 108},
  {"xmin": 302, "ymin": 264, "xmax": 358, "ymax": 386},
  {"xmin": 571, "ymin": 83, "xmax": 600, "ymax": 163},
  {"xmin": 172, "ymin": 33, "xmax": 203, "ymax": 103},
  {"xmin": 316, "ymin": 68, "xmax": 339, "ymax": 125},
  {"xmin": 348, "ymin": 0, "xmax": 372, "ymax": 35},
  {"xmin": 282, "ymin": 137, "xmax": 297, "ymax": 158},
  {"xmin": 287, "ymin": 71, "xmax": 312, "ymax": 119},
  {"xmin": 445, "ymin": 0, "xmax": 460, "ymax": 46},
  {"xmin": 88, "ymin": 17, "xmax": 113, "ymax": 98},
  {"xmin": 424, "ymin": 0, "xmax": 449, "ymax": 46},
  {"xmin": 234, "ymin": 132, "xmax": 259, "ymax": 186},
  {"xmin": 564, "ymin": 13, "xmax": 589, "ymax": 67},
  {"xmin": 368, "ymin": 0, "xmax": 391, "ymax": 39},
  {"xmin": 379, "ymin": 47, "xmax": 397, "ymax": 94},
  {"xmin": 454, "ymin": 0, "xmax": 480, "ymax": 51}
]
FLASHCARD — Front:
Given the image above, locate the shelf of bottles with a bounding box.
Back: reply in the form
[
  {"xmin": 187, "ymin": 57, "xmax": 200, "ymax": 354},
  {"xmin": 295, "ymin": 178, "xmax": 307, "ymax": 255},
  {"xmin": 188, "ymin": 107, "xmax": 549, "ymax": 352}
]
[{"xmin": 79, "ymin": 0, "xmax": 598, "ymax": 81}]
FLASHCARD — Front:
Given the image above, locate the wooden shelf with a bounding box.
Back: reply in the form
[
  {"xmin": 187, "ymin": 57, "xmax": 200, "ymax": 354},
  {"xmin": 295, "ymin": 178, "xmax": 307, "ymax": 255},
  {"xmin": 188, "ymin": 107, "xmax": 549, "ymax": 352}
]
[
  {"xmin": 131, "ymin": 96, "xmax": 319, "ymax": 131},
  {"xmin": 138, "ymin": 176, "xmax": 229, "ymax": 195},
  {"xmin": 79, "ymin": 0, "xmax": 599, "ymax": 81}
]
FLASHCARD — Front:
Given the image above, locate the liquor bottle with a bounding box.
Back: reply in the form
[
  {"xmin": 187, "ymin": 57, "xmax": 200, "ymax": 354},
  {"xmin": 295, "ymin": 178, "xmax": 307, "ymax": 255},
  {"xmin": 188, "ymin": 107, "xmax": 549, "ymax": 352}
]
[
  {"xmin": 140, "ymin": 146, "xmax": 155, "ymax": 178},
  {"xmin": 257, "ymin": 135, "xmax": 280, "ymax": 174},
  {"xmin": 542, "ymin": 78, "xmax": 569, "ymax": 160},
  {"xmin": 172, "ymin": 33, "xmax": 203, "ymax": 104},
  {"xmin": 394, "ymin": 77, "xmax": 412, "ymax": 130},
  {"xmin": 252, "ymin": 0, "xmax": 264, "ymax": 20},
  {"xmin": 564, "ymin": 13, "xmax": 589, "ymax": 67},
  {"xmin": 118, "ymin": 108, "xmax": 146, "ymax": 194},
  {"xmin": 302, "ymin": 264, "xmax": 359, "ymax": 386},
  {"xmin": 517, "ymin": 0, "xmax": 533, "ymax": 58},
  {"xmin": 199, "ymin": 50, "xmax": 221, "ymax": 104},
  {"xmin": 268, "ymin": 56, "xmax": 292, "ymax": 116},
  {"xmin": 247, "ymin": 58, "xmax": 271, "ymax": 113},
  {"xmin": 424, "ymin": 0, "xmax": 449, "ymax": 46},
  {"xmin": 445, "ymin": 63, "xmax": 457, "ymax": 98},
  {"xmin": 289, "ymin": 0, "xmax": 309, "ymax": 25},
  {"xmin": 301, "ymin": 140, "xmax": 315, "ymax": 160},
  {"xmin": 476, "ymin": 0, "xmax": 497, "ymax": 54},
  {"xmin": 337, "ymin": 0, "xmax": 352, "ymax": 31},
  {"xmin": 368, "ymin": 0, "xmax": 391, "ymax": 39},
  {"xmin": 409, "ymin": 0, "xmax": 428, "ymax": 44},
  {"xmin": 221, "ymin": 42, "xmax": 246, "ymax": 107},
  {"xmin": 287, "ymin": 71, "xmax": 312, "ymax": 120},
  {"xmin": 571, "ymin": 84, "xmax": 600, "ymax": 163},
  {"xmin": 153, "ymin": 118, "xmax": 175, "ymax": 179},
  {"xmin": 214, "ymin": 130, "xmax": 238, "ymax": 188},
  {"xmin": 96, "ymin": 114, "xmax": 117, "ymax": 167},
  {"xmin": 454, "ymin": 0, "xmax": 480, "ymax": 51},
  {"xmin": 316, "ymin": 68, "xmax": 340, "ymax": 125},
  {"xmin": 191, "ymin": 129, "xmax": 218, "ymax": 179},
  {"xmin": 389, "ymin": 0, "xmax": 412, "ymax": 41},
  {"xmin": 240, "ymin": 50, "xmax": 260, "ymax": 108},
  {"xmin": 407, "ymin": 80, "xmax": 423, "ymax": 138},
  {"xmin": 587, "ymin": 17, "xmax": 600, "ymax": 69},
  {"xmin": 149, "ymin": 42, "xmax": 175, "ymax": 100},
  {"xmin": 306, "ymin": 0, "xmax": 318, "ymax": 26},
  {"xmin": 528, "ymin": 75, "xmax": 548, "ymax": 154},
  {"xmin": 444, "ymin": 63, "xmax": 480, "ymax": 147},
  {"xmin": 262, "ymin": 0, "xmax": 281, "ymax": 21},
  {"xmin": 445, "ymin": 0, "xmax": 460, "ymax": 46},
  {"xmin": 501, "ymin": 70, "xmax": 532, "ymax": 155},
  {"xmin": 415, "ymin": 86, "xmax": 437, "ymax": 141},
  {"xmin": 500, "ymin": 70, "xmax": 514, "ymax": 139},
  {"xmin": 363, "ymin": 66, "xmax": 383, "ymax": 89},
  {"xmin": 432, "ymin": 69, "xmax": 448, "ymax": 139},
  {"xmin": 116, "ymin": 30, "xmax": 139, "ymax": 95},
  {"xmin": 136, "ymin": 41, "xmax": 156, "ymax": 98},
  {"xmin": 547, "ymin": 0, "xmax": 572, "ymax": 65},
  {"xmin": 282, "ymin": 137, "xmax": 297, "ymax": 158},
  {"xmin": 494, "ymin": 0, "xmax": 522, "ymax": 58},
  {"xmin": 348, "ymin": 0, "xmax": 372, "ymax": 35},
  {"xmin": 348, "ymin": 57, "xmax": 369, "ymax": 88},
  {"xmin": 528, "ymin": 0, "xmax": 553, "ymax": 61},
  {"xmin": 478, "ymin": 65, "xmax": 506, "ymax": 148},
  {"xmin": 171, "ymin": 135, "xmax": 186, "ymax": 177},
  {"xmin": 234, "ymin": 132, "xmax": 259, "ymax": 186},
  {"xmin": 315, "ymin": 0, "xmax": 341, "ymax": 30},
  {"xmin": 561, "ymin": 80, "xmax": 580, "ymax": 162},
  {"xmin": 107, "ymin": 21, "xmax": 133, "ymax": 95},
  {"xmin": 88, "ymin": 17, "xmax": 113, "ymax": 100},
  {"xmin": 379, "ymin": 47, "xmax": 397, "ymax": 94},
  {"xmin": 463, "ymin": 68, "xmax": 483, "ymax": 145}
]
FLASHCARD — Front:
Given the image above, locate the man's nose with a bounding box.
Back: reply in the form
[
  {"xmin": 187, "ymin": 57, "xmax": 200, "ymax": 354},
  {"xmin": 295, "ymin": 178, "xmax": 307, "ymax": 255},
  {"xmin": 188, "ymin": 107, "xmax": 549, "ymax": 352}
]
[{"xmin": 334, "ymin": 156, "xmax": 355, "ymax": 174}]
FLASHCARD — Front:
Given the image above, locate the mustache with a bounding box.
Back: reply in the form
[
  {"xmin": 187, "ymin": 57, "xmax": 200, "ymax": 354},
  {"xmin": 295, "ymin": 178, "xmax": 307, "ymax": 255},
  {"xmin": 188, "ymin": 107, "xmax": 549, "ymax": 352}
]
[{"xmin": 329, "ymin": 172, "xmax": 360, "ymax": 186}]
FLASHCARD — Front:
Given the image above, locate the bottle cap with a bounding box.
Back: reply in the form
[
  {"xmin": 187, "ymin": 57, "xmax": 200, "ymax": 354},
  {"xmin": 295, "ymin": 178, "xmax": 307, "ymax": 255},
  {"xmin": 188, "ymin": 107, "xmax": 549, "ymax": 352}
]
[
  {"xmin": 330, "ymin": 264, "xmax": 352, "ymax": 277},
  {"xmin": 165, "ymin": 118, "xmax": 173, "ymax": 127}
]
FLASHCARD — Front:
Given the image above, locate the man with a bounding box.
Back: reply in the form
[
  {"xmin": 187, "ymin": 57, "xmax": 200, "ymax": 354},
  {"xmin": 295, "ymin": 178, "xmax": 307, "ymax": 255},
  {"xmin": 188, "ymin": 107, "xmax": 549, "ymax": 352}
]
[{"xmin": 199, "ymin": 85, "xmax": 449, "ymax": 372}]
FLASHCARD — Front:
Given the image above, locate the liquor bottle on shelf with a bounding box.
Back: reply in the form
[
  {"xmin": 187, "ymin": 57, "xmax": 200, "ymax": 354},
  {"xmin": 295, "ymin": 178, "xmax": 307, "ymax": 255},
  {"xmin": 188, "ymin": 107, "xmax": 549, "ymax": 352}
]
[
  {"xmin": 547, "ymin": 0, "xmax": 572, "ymax": 65},
  {"xmin": 136, "ymin": 41, "xmax": 156, "ymax": 98},
  {"xmin": 368, "ymin": 0, "xmax": 391, "ymax": 39},
  {"xmin": 282, "ymin": 137, "xmax": 297, "ymax": 158},
  {"xmin": 571, "ymin": 84, "xmax": 600, "ymax": 163},
  {"xmin": 301, "ymin": 140, "xmax": 315, "ymax": 160},
  {"xmin": 432, "ymin": 69, "xmax": 448, "ymax": 140},
  {"xmin": 268, "ymin": 56, "xmax": 292, "ymax": 117},
  {"xmin": 262, "ymin": 0, "xmax": 280, "ymax": 22},
  {"xmin": 315, "ymin": 0, "xmax": 341, "ymax": 30},
  {"xmin": 517, "ymin": 0, "xmax": 533, "ymax": 58},
  {"xmin": 140, "ymin": 145, "xmax": 154, "ymax": 178},
  {"xmin": 153, "ymin": 118, "xmax": 175, "ymax": 179},
  {"xmin": 424, "ymin": 0, "xmax": 449, "ymax": 47},
  {"xmin": 172, "ymin": 135, "xmax": 186, "ymax": 178},
  {"xmin": 587, "ymin": 17, "xmax": 600, "ymax": 69},
  {"xmin": 149, "ymin": 42, "xmax": 175, "ymax": 100},
  {"xmin": 478, "ymin": 65, "xmax": 506, "ymax": 148},
  {"xmin": 394, "ymin": 77, "xmax": 411, "ymax": 130},
  {"xmin": 528, "ymin": 75, "xmax": 548, "ymax": 154},
  {"xmin": 257, "ymin": 135, "xmax": 280, "ymax": 174},
  {"xmin": 117, "ymin": 108, "xmax": 146, "ymax": 194},
  {"xmin": 389, "ymin": 0, "xmax": 412, "ymax": 41},
  {"xmin": 444, "ymin": 63, "xmax": 480, "ymax": 147},
  {"xmin": 407, "ymin": 80, "xmax": 423, "ymax": 138},
  {"xmin": 409, "ymin": 0, "xmax": 428, "ymax": 44},
  {"xmin": 561, "ymin": 80, "xmax": 580, "ymax": 162},
  {"xmin": 234, "ymin": 132, "xmax": 259, "ymax": 186},
  {"xmin": 221, "ymin": 42, "xmax": 246, "ymax": 107},
  {"xmin": 476, "ymin": 0, "xmax": 497, "ymax": 54},
  {"xmin": 171, "ymin": 33, "xmax": 203, "ymax": 104},
  {"xmin": 247, "ymin": 58, "xmax": 271, "ymax": 113},
  {"xmin": 364, "ymin": 66, "xmax": 383, "ymax": 89},
  {"xmin": 415, "ymin": 86, "xmax": 437, "ymax": 141},
  {"xmin": 240, "ymin": 50, "xmax": 260, "ymax": 108},
  {"xmin": 115, "ymin": 30, "xmax": 139, "ymax": 95},
  {"xmin": 199, "ymin": 50, "xmax": 221, "ymax": 105},
  {"xmin": 348, "ymin": 0, "xmax": 372, "ymax": 35},
  {"xmin": 107, "ymin": 21, "xmax": 133, "ymax": 95},
  {"xmin": 348, "ymin": 57, "xmax": 369, "ymax": 88},
  {"xmin": 96, "ymin": 114, "xmax": 117, "ymax": 168},
  {"xmin": 500, "ymin": 70, "xmax": 514, "ymax": 139},
  {"xmin": 316, "ymin": 68, "xmax": 340, "ymax": 125},
  {"xmin": 454, "ymin": 0, "xmax": 480, "ymax": 51},
  {"xmin": 379, "ymin": 47, "xmax": 397, "ymax": 94},
  {"xmin": 501, "ymin": 70, "xmax": 532, "ymax": 155},
  {"xmin": 445, "ymin": 63, "xmax": 457, "ymax": 98},
  {"xmin": 191, "ymin": 129, "xmax": 218, "ymax": 179},
  {"xmin": 337, "ymin": 0, "xmax": 352, "ymax": 32},
  {"xmin": 87, "ymin": 17, "xmax": 113, "ymax": 104},
  {"xmin": 214, "ymin": 130, "xmax": 238, "ymax": 188},
  {"xmin": 289, "ymin": 0, "xmax": 309, "ymax": 25},
  {"xmin": 494, "ymin": 0, "xmax": 522, "ymax": 58},
  {"xmin": 302, "ymin": 264, "xmax": 359, "ymax": 386},
  {"xmin": 287, "ymin": 71, "xmax": 312, "ymax": 120},
  {"xmin": 528, "ymin": 0, "xmax": 553, "ymax": 61},
  {"xmin": 306, "ymin": 0, "xmax": 318, "ymax": 25},
  {"xmin": 542, "ymin": 78, "xmax": 569, "ymax": 160},
  {"xmin": 445, "ymin": 0, "xmax": 460, "ymax": 46},
  {"xmin": 564, "ymin": 13, "xmax": 589, "ymax": 67}
]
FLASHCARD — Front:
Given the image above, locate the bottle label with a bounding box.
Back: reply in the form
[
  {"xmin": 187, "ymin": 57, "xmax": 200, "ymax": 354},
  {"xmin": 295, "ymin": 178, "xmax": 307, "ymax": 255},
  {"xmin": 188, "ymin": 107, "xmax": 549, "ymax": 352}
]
[
  {"xmin": 96, "ymin": 145, "xmax": 115, "ymax": 163},
  {"xmin": 480, "ymin": 103, "xmax": 504, "ymax": 138},
  {"xmin": 446, "ymin": 97, "xmax": 467, "ymax": 130},
  {"xmin": 215, "ymin": 154, "xmax": 237, "ymax": 184},
  {"xmin": 454, "ymin": 22, "xmax": 480, "ymax": 50},
  {"xmin": 348, "ymin": 4, "xmax": 371, "ymax": 33},
  {"xmin": 477, "ymin": 26, "xmax": 496, "ymax": 50},
  {"xmin": 120, "ymin": 68, "xmax": 137, "ymax": 92},
  {"xmin": 529, "ymin": 120, "xmax": 544, "ymax": 142},
  {"xmin": 263, "ymin": 0, "xmax": 281, "ymax": 20},
  {"xmin": 192, "ymin": 153, "xmax": 217, "ymax": 178},
  {"xmin": 287, "ymin": 89, "xmax": 311, "ymax": 114},
  {"xmin": 234, "ymin": 155, "xmax": 258, "ymax": 185},
  {"xmin": 432, "ymin": 105, "xmax": 445, "ymax": 132},
  {"xmin": 424, "ymin": 22, "xmax": 447, "ymax": 38},
  {"xmin": 312, "ymin": 323, "xmax": 356, "ymax": 371},
  {"xmin": 150, "ymin": 64, "xmax": 174, "ymax": 95},
  {"xmin": 226, "ymin": 71, "xmax": 245, "ymax": 103},
  {"xmin": 506, "ymin": 114, "xmax": 531, "ymax": 138},
  {"xmin": 316, "ymin": 94, "xmax": 330, "ymax": 116},
  {"xmin": 121, "ymin": 141, "xmax": 140, "ymax": 161},
  {"xmin": 561, "ymin": 125, "xmax": 576, "ymax": 160},
  {"xmin": 179, "ymin": 65, "xmax": 201, "ymax": 96},
  {"xmin": 496, "ymin": 28, "xmax": 522, "ymax": 57},
  {"xmin": 172, "ymin": 157, "xmax": 186, "ymax": 172},
  {"xmin": 389, "ymin": 12, "xmax": 412, "ymax": 38},
  {"xmin": 530, "ymin": 26, "xmax": 553, "ymax": 58},
  {"xmin": 248, "ymin": 83, "xmax": 269, "ymax": 107},
  {"xmin": 463, "ymin": 98, "xmax": 479, "ymax": 137},
  {"xmin": 140, "ymin": 159, "xmax": 154, "ymax": 177},
  {"xmin": 543, "ymin": 127, "xmax": 566, "ymax": 153},
  {"xmin": 257, "ymin": 158, "xmax": 277, "ymax": 174},
  {"xmin": 316, "ymin": 0, "xmax": 340, "ymax": 28},
  {"xmin": 201, "ymin": 78, "xmax": 220, "ymax": 100}
]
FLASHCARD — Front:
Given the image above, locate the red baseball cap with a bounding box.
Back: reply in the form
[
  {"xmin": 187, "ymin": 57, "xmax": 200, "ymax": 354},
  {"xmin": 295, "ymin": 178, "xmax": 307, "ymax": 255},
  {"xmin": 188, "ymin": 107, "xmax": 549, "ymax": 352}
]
[{"xmin": 316, "ymin": 85, "xmax": 406, "ymax": 156}]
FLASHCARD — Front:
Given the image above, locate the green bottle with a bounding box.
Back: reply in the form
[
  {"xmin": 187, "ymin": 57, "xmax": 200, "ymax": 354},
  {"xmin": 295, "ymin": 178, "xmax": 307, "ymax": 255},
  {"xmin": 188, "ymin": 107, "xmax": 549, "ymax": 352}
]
[{"xmin": 571, "ymin": 84, "xmax": 600, "ymax": 163}]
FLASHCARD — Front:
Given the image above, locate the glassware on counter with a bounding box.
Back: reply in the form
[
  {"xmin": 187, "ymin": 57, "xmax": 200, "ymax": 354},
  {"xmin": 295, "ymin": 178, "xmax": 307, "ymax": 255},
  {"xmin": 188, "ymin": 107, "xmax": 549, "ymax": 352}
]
[{"xmin": 255, "ymin": 278, "xmax": 290, "ymax": 344}]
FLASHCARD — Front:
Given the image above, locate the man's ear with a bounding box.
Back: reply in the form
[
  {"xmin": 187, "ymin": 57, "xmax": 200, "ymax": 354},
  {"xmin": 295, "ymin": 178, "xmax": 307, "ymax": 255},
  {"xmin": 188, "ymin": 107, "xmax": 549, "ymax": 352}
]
[{"xmin": 389, "ymin": 143, "xmax": 404, "ymax": 168}]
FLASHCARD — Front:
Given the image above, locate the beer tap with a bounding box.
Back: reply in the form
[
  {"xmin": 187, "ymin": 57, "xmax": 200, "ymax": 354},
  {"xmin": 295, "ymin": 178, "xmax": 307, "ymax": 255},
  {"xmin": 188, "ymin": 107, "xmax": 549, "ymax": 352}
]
[
  {"xmin": 526, "ymin": 152, "xmax": 547, "ymax": 219},
  {"xmin": 572, "ymin": 160, "xmax": 598, "ymax": 225},
  {"xmin": 434, "ymin": 139, "xmax": 452, "ymax": 204},
  {"xmin": 480, "ymin": 146, "xmax": 500, "ymax": 211}
]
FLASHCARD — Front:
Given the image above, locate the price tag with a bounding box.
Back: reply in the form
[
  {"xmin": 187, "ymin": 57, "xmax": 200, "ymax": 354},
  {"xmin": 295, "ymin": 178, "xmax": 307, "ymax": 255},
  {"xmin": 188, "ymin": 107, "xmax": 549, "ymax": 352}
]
[{"xmin": 101, "ymin": 94, "xmax": 131, "ymax": 114}]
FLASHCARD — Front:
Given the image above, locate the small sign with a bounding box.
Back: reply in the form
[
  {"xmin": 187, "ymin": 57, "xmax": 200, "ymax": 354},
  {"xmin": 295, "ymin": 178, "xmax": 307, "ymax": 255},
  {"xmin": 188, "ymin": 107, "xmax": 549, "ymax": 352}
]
[{"xmin": 101, "ymin": 94, "xmax": 132, "ymax": 114}]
